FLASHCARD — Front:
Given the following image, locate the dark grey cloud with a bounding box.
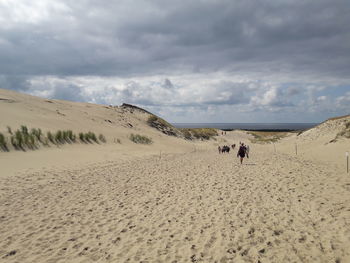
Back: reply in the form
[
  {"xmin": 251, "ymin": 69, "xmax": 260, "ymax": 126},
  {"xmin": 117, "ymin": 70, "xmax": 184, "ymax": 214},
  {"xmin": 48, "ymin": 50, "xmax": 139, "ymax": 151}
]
[{"xmin": 1, "ymin": 0, "xmax": 350, "ymax": 78}]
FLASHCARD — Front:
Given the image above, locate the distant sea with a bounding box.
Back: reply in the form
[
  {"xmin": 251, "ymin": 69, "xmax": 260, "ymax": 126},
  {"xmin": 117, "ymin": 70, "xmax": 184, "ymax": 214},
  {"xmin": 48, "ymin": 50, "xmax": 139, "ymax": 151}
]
[{"xmin": 171, "ymin": 123, "xmax": 319, "ymax": 131}]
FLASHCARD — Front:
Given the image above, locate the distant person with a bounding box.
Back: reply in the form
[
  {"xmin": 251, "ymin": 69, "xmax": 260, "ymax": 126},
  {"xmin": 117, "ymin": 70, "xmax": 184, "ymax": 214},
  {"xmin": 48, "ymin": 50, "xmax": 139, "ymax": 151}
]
[
  {"xmin": 218, "ymin": 146, "xmax": 221, "ymax": 154},
  {"xmin": 237, "ymin": 143, "xmax": 246, "ymax": 164},
  {"xmin": 246, "ymin": 145, "xmax": 250, "ymax": 158}
]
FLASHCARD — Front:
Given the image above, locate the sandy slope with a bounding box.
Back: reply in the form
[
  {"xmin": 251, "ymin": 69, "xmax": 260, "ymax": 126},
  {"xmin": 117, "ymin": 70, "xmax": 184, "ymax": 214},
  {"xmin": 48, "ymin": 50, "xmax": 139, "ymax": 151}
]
[
  {"xmin": 1, "ymin": 143, "xmax": 350, "ymax": 262},
  {"xmin": 276, "ymin": 115, "xmax": 350, "ymax": 171},
  {"xmin": 1, "ymin": 89, "xmax": 350, "ymax": 262},
  {"xmin": 0, "ymin": 88, "xmax": 194, "ymax": 177}
]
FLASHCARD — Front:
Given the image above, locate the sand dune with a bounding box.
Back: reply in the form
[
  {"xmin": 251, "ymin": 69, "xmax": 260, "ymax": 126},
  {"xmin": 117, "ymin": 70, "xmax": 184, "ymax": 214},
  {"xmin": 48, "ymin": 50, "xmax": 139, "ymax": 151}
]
[
  {"xmin": 1, "ymin": 145, "xmax": 350, "ymax": 262},
  {"xmin": 1, "ymin": 89, "xmax": 350, "ymax": 262}
]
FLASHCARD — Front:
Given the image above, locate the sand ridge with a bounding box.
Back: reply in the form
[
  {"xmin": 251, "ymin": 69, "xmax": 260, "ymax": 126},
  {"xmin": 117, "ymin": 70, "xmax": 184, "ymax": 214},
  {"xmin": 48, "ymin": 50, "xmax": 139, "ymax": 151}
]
[{"xmin": 1, "ymin": 146, "xmax": 350, "ymax": 262}]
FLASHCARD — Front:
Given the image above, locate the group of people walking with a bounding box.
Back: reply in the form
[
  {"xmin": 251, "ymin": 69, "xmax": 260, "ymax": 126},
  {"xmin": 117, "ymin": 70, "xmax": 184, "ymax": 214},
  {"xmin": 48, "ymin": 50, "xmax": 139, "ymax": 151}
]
[{"xmin": 218, "ymin": 142, "xmax": 249, "ymax": 164}]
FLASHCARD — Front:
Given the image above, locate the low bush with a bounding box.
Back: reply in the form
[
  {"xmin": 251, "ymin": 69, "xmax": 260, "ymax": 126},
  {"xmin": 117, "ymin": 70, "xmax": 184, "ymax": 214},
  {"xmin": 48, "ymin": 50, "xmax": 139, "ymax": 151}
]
[{"xmin": 129, "ymin": 133, "xmax": 153, "ymax": 144}]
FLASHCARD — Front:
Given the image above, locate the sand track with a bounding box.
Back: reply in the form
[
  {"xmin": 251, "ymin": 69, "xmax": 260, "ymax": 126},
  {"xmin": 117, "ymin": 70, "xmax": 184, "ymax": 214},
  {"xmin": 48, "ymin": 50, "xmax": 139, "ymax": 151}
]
[{"xmin": 1, "ymin": 149, "xmax": 350, "ymax": 262}]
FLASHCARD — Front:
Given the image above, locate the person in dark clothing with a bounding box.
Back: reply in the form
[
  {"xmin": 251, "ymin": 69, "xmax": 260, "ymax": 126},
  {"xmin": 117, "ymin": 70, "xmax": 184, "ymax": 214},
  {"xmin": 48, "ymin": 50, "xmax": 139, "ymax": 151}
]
[{"xmin": 237, "ymin": 143, "xmax": 246, "ymax": 164}]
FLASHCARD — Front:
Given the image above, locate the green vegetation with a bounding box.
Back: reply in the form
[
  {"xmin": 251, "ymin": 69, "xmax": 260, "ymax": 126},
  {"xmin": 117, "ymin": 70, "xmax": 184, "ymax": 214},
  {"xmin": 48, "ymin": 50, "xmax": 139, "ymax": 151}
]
[
  {"xmin": 47, "ymin": 131, "xmax": 55, "ymax": 144},
  {"xmin": 31, "ymin": 128, "xmax": 42, "ymax": 142},
  {"xmin": 0, "ymin": 126, "xmax": 106, "ymax": 152},
  {"xmin": 247, "ymin": 131, "xmax": 289, "ymax": 144},
  {"xmin": 129, "ymin": 133, "xmax": 153, "ymax": 144},
  {"xmin": 0, "ymin": 132, "xmax": 8, "ymax": 151}
]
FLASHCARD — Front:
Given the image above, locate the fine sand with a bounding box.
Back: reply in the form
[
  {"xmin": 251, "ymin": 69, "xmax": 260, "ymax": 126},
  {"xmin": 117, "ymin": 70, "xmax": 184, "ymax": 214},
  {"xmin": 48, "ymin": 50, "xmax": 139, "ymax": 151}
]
[
  {"xmin": 1, "ymin": 139, "xmax": 350, "ymax": 262},
  {"xmin": 1, "ymin": 88, "xmax": 350, "ymax": 262}
]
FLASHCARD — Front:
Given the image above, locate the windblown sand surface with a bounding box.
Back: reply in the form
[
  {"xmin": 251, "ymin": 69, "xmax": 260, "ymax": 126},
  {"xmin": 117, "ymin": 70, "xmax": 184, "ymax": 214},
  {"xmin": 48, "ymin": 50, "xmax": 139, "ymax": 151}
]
[{"xmin": 1, "ymin": 144, "xmax": 350, "ymax": 262}]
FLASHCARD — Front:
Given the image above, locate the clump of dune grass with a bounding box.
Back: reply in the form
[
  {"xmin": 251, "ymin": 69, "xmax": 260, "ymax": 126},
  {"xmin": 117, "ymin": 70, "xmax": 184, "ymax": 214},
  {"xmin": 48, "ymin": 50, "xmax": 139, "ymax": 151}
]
[
  {"xmin": 98, "ymin": 134, "xmax": 106, "ymax": 143},
  {"xmin": 129, "ymin": 133, "xmax": 153, "ymax": 144},
  {"xmin": 55, "ymin": 130, "xmax": 63, "ymax": 144},
  {"xmin": 67, "ymin": 130, "xmax": 76, "ymax": 142},
  {"xmin": 9, "ymin": 126, "xmax": 37, "ymax": 150},
  {"xmin": 21, "ymin": 125, "xmax": 29, "ymax": 135},
  {"xmin": 79, "ymin": 132, "xmax": 98, "ymax": 143},
  {"xmin": 53, "ymin": 130, "xmax": 78, "ymax": 144},
  {"xmin": 11, "ymin": 130, "xmax": 24, "ymax": 149},
  {"xmin": 88, "ymin": 132, "xmax": 98, "ymax": 143},
  {"xmin": 0, "ymin": 132, "xmax": 9, "ymax": 151},
  {"xmin": 47, "ymin": 131, "xmax": 55, "ymax": 144},
  {"xmin": 79, "ymin": 132, "xmax": 85, "ymax": 142},
  {"xmin": 2, "ymin": 126, "xmax": 106, "ymax": 151},
  {"xmin": 31, "ymin": 128, "xmax": 42, "ymax": 142}
]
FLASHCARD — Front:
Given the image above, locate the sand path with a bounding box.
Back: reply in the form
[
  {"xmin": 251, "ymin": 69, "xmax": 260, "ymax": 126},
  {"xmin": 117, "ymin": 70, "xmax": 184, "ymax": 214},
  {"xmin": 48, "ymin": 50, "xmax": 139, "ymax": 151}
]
[{"xmin": 1, "ymin": 148, "xmax": 350, "ymax": 262}]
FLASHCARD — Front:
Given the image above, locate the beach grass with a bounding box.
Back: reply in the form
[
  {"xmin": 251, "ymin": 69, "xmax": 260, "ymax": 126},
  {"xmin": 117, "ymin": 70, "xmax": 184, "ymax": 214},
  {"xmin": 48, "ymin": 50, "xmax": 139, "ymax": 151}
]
[
  {"xmin": 99, "ymin": 134, "xmax": 106, "ymax": 143},
  {"xmin": 2, "ymin": 126, "xmax": 105, "ymax": 152},
  {"xmin": 129, "ymin": 133, "xmax": 153, "ymax": 144},
  {"xmin": 0, "ymin": 132, "xmax": 8, "ymax": 151}
]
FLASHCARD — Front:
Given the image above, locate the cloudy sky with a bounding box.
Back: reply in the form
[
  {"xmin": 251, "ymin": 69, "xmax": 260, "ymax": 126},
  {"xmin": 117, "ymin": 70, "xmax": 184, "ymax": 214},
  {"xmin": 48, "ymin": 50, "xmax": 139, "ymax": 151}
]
[{"xmin": 1, "ymin": 0, "xmax": 349, "ymax": 123}]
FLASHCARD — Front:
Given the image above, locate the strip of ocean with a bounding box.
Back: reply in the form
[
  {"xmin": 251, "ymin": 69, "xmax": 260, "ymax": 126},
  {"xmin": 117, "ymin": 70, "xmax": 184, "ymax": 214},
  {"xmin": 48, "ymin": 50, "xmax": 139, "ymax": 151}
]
[{"xmin": 171, "ymin": 123, "xmax": 319, "ymax": 131}]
